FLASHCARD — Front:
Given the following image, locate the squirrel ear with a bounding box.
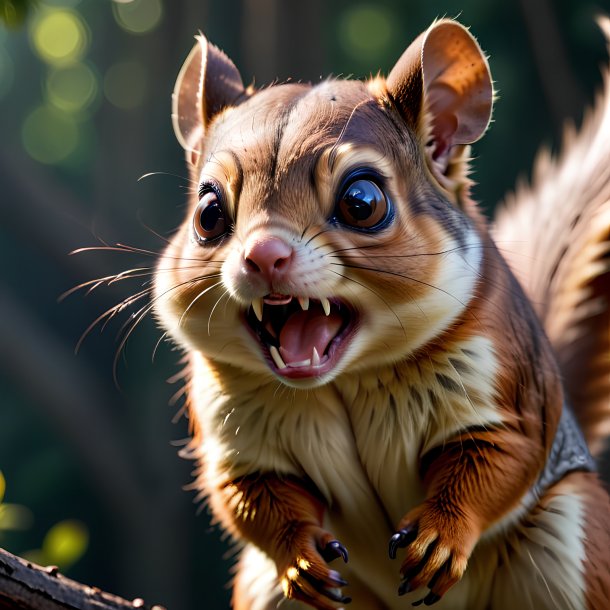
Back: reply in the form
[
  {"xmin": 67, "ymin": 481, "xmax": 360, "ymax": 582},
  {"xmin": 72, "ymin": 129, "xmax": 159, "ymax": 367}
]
[
  {"xmin": 387, "ymin": 19, "xmax": 493, "ymax": 172},
  {"xmin": 172, "ymin": 34, "xmax": 246, "ymax": 158}
]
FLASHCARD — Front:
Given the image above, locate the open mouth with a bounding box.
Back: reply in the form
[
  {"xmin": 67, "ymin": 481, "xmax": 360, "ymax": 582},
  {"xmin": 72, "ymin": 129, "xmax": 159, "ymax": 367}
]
[{"xmin": 244, "ymin": 294, "xmax": 357, "ymax": 379}]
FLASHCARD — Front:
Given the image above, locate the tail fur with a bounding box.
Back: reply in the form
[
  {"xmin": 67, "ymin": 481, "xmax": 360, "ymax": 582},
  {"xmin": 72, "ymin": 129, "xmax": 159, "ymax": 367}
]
[{"xmin": 493, "ymin": 17, "xmax": 610, "ymax": 456}]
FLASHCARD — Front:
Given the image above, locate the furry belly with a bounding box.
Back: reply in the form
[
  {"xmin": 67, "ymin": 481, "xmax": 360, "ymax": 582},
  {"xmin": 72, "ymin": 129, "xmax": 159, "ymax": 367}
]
[
  {"xmin": 192, "ymin": 351, "xmax": 589, "ymax": 610},
  {"xmin": 236, "ymin": 482, "xmax": 588, "ymax": 610}
]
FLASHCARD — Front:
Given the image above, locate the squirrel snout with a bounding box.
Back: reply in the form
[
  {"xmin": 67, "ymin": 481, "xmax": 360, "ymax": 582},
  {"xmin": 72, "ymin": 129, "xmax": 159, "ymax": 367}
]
[{"xmin": 243, "ymin": 236, "xmax": 294, "ymax": 282}]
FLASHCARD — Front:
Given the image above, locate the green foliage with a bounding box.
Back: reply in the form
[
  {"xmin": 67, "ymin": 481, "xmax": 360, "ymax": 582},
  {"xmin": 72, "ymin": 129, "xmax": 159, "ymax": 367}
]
[{"xmin": 0, "ymin": 0, "xmax": 38, "ymax": 28}]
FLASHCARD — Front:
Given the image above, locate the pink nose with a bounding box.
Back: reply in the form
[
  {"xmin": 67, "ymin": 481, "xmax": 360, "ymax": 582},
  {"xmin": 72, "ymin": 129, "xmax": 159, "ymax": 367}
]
[{"xmin": 244, "ymin": 236, "xmax": 293, "ymax": 281}]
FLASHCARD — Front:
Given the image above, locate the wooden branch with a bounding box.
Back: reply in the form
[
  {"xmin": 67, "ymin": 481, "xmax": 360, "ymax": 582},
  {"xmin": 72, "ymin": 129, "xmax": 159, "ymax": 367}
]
[{"xmin": 0, "ymin": 547, "xmax": 165, "ymax": 610}]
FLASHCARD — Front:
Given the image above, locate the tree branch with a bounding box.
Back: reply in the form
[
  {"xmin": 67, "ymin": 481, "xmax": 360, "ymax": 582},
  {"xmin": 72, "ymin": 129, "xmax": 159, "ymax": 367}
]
[{"xmin": 0, "ymin": 547, "xmax": 164, "ymax": 610}]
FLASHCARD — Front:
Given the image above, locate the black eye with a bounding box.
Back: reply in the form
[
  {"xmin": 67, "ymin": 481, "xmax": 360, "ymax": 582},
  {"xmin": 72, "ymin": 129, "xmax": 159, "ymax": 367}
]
[
  {"xmin": 193, "ymin": 190, "xmax": 228, "ymax": 243},
  {"xmin": 335, "ymin": 177, "xmax": 391, "ymax": 230}
]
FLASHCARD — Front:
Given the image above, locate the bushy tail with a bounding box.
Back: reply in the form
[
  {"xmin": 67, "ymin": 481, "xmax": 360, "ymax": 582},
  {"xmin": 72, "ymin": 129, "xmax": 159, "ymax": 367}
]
[{"xmin": 493, "ymin": 17, "xmax": 610, "ymax": 456}]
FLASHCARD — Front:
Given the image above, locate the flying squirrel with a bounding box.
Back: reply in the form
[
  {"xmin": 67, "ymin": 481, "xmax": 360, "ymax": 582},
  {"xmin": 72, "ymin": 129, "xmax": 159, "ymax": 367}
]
[{"xmin": 151, "ymin": 17, "xmax": 610, "ymax": 610}]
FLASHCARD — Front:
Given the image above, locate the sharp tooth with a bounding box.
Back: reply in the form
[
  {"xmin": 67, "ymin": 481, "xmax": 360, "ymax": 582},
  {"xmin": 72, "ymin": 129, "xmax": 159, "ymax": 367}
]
[
  {"xmin": 252, "ymin": 298, "xmax": 263, "ymax": 322},
  {"xmin": 312, "ymin": 347, "xmax": 321, "ymax": 366},
  {"xmin": 288, "ymin": 358, "xmax": 312, "ymax": 368},
  {"xmin": 298, "ymin": 296, "xmax": 309, "ymax": 311},
  {"xmin": 321, "ymin": 297, "xmax": 331, "ymax": 316},
  {"xmin": 269, "ymin": 345, "xmax": 287, "ymax": 369}
]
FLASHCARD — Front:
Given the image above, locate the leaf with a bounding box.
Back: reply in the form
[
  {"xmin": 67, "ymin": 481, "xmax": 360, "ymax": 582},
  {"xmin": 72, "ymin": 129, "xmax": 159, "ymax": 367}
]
[{"xmin": 0, "ymin": 471, "xmax": 5, "ymax": 504}]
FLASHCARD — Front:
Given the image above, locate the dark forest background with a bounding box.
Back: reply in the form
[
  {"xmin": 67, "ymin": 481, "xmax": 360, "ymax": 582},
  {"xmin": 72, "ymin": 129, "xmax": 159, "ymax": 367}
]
[{"xmin": 1, "ymin": 0, "xmax": 609, "ymax": 608}]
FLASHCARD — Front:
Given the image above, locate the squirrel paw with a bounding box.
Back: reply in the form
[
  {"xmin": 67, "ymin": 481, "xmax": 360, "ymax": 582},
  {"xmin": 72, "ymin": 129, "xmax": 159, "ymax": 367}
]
[
  {"xmin": 388, "ymin": 502, "xmax": 478, "ymax": 605},
  {"xmin": 278, "ymin": 525, "xmax": 350, "ymax": 610}
]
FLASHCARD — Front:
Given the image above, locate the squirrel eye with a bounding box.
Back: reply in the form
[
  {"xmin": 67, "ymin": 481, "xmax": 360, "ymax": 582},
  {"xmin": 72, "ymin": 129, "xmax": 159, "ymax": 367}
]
[
  {"xmin": 193, "ymin": 190, "xmax": 227, "ymax": 243},
  {"xmin": 335, "ymin": 178, "xmax": 390, "ymax": 230}
]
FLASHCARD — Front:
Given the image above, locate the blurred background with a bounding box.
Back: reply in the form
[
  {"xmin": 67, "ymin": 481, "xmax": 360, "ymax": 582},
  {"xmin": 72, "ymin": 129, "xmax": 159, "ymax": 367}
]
[{"xmin": 0, "ymin": 0, "xmax": 609, "ymax": 608}]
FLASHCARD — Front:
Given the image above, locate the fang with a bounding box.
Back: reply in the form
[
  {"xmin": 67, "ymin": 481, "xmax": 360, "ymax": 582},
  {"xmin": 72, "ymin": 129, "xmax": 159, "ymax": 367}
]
[
  {"xmin": 252, "ymin": 298, "xmax": 264, "ymax": 322},
  {"xmin": 321, "ymin": 297, "xmax": 331, "ymax": 316},
  {"xmin": 270, "ymin": 345, "xmax": 287, "ymax": 369}
]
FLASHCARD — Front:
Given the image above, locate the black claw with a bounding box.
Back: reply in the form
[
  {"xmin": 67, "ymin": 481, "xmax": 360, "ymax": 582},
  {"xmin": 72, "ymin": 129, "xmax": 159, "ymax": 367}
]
[
  {"xmin": 322, "ymin": 540, "xmax": 349, "ymax": 564},
  {"xmin": 389, "ymin": 527, "xmax": 418, "ymax": 559},
  {"xmin": 319, "ymin": 587, "xmax": 348, "ymax": 604},
  {"xmin": 328, "ymin": 570, "xmax": 348, "ymax": 587},
  {"xmin": 401, "ymin": 538, "xmax": 440, "ymax": 586},
  {"xmin": 301, "ymin": 568, "xmax": 348, "ymax": 601},
  {"xmin": 322, "ymin": 589, "xmax": 351, "ymax": 605},
  {"xmin": 423, "ymin": 592, "xmax": 442, "ymax": 606},
  {"xmin": 411, "ymin": 591, "xmax": 442, "ymax": 606},
  {"xmin": 398, "ymin": 579, "xmax": 413, "ymax": 596},
  {"xmin": 427, "ymin": 559, "xmax": 449, "ymax": 592}
]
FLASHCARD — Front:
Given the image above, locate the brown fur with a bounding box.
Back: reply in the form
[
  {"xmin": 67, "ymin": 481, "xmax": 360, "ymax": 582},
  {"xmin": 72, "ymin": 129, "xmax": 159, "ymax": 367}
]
[
  {"xmin": 553, "ymin": 472, "xmax": 610, "ymax": 609},
  {"xmin": 152, "ymin": 19, "xmax": 610, "ymax": 610},
  {"xmin": 494, "ymin": 18, "xmax": 610, "ymax": 456}
]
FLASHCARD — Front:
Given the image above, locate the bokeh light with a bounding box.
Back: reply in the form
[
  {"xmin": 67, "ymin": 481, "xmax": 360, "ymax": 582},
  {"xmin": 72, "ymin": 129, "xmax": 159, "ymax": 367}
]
[
  {"xmin": 0, "ymin": 46, "xmax": 14, "ymax": 100},
  {"xmin": 45, "ymin": 62, "xmax": 98, "ymax": 113},
  {"xmin": 339, "ymin": 4, "xmax": 396, "ymax": 62},
  {"xmin": 1, "ymin": 0, "xmax": 29, "ymax": 28},
  {"xmin": 44, "ymin": 0, "xmax": 83, "ymax": 6},
  {"xmin": 22, "ymin": 105, "xmax": 80, "ymax": 164},
  {"xmin": 29, "ymin": 9, "xmax": 89, "ymax": 66},
  {"xmin": 0, "ymin": 504, "xmax": 34, "ymax": 532},
  {"xmin": 42, "ymin": 520, "xmax": 89, "ymax": 570},
  {"xmin": 112, "ymin": 0, "xmax": 163, "ymax": 35},
  {"xmin": 103, "ymin": 59, "xmax": 148, "ymax": 109}
]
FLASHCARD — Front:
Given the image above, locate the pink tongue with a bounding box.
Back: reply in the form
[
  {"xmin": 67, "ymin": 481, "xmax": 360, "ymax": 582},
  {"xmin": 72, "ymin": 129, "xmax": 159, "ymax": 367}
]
[{"xmin": 279, "ymin": 309, "xmax": 343, "ymax": 363}]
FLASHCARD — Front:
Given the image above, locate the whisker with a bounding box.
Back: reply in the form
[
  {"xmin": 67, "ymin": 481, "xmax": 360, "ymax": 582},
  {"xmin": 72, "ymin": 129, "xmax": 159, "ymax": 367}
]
[
  {"xmin": 111, "ymin": 274, "xmax": 221, "ymax": 385},
  {"xmin": 328, "ymin": 98, "xmax": 372, "ymax": 170},
  {"xmin": 207, "ymin": 289, "xmax": 232, "ymax": 336},
  {"xmin": 138, "ymin": 170, "xmax": 198, "ymax": 186},
  {"xmin": 61, "ymin": 274, "xmax": 128, "ymax": 301},
  {"xmin": 178, "ymin": 280, "xmax": 224, "ymax": 328},
  {"xmin": 152, "ymin": 330, "xmax": 170, "ymax": 363},
  {"xmin": 71, "ymin": 243, "xmax": 226, "ymax": 265},
  {"xmin": 334, "ymin": 262, "xmax": 471, "ymax": 312},
  {"xmin": 329, "ymin": 245, "xmax": 495, "ymax": 259},
  {"xmin": 303, "ymin": 226, "xmax": 334, "ymax": 248},
  {"xmin": 74, "ymin": 270, "xmax": 221, "ymax": 386},
  {"xmin": 61, "ymin": 265, "xmax": 223, "ymax": 301},
  {"xmin": 329, "ymin": 269, "xmax": 410, "ymax": 337},
  {"xmin": 70, "ymin": 244, "xmax": 162, "ymax": 258},
  {"xmin": 136, "ymin": 209, "xmax": 172, "ymax": 245},
  {"xmin": 75, "ymin": 286, "xmax": 154, "ymax": 353}
]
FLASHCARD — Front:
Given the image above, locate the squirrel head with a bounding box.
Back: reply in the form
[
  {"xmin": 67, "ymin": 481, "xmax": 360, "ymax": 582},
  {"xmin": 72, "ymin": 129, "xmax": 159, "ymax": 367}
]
[{"xmin": 155, "ymin": 20, "xmax": 494, "ymax": 387}]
